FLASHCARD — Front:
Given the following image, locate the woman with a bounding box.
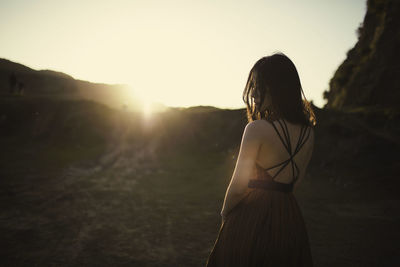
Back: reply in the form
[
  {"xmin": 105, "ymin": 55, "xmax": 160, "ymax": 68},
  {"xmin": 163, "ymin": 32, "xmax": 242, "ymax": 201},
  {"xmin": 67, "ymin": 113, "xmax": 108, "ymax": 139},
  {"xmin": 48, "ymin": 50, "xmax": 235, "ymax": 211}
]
[{"xmin": 206, "ymin": 52, "xmax": 316, "ymax": 267}]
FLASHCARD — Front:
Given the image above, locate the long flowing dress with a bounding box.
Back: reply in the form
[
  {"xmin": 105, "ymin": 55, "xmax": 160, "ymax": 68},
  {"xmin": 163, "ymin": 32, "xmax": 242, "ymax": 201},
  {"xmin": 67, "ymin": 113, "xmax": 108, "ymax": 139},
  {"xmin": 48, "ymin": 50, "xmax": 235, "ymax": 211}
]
[{"xmin": 206, "ymin": 119, "xmax": 314, "ymax": 267}]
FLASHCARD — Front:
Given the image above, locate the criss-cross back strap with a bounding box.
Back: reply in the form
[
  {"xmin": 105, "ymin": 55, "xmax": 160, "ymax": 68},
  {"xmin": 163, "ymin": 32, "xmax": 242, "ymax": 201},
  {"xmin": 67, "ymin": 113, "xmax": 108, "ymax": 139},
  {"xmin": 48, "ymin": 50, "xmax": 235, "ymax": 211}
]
[{"xmin": 263, "ymin": 119, "xmax": 311, "ymax": 184}]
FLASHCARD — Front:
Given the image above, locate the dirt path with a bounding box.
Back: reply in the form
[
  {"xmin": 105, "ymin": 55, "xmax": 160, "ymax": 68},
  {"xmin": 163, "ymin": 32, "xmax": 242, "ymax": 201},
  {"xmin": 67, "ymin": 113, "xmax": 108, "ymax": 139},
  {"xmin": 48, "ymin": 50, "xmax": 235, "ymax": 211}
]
[{"xmin": 1, "ymin": 143, "xmax": 399, "ymax": 266}]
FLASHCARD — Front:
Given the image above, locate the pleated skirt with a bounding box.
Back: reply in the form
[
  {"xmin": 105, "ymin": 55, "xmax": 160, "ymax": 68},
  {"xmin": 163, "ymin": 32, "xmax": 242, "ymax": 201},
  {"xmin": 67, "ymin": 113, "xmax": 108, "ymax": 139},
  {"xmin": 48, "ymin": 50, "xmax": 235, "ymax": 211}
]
[{"xmin": 205, "ymin": 189, "xmax": 313, "ymax": 267}]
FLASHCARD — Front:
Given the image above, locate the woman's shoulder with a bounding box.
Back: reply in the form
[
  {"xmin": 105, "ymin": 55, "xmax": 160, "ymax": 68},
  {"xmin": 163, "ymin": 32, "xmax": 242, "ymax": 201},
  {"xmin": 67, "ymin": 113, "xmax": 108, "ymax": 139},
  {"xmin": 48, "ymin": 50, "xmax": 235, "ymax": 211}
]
[
  {"xmin": 245, "ymin": 119, "xmax": 272, "ymax": 130},
  {"xmin": 245, "ymin": 119, "xmax": 315, "ymax": 141},
  {"xmin": 245, "ymin": 119, "xmax": 269, "ymax": 127},
  {"xmin": 244, "ymin": 119, "xmax": 275, "ymax": 139}
]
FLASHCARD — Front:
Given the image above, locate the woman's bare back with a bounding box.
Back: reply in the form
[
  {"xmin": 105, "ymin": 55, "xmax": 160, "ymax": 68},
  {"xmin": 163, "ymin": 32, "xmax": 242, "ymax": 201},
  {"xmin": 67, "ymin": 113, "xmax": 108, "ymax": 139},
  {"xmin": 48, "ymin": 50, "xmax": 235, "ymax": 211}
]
[{"xmin": 254, "ymin": 119, "xmax": 314, "ymax": 186}]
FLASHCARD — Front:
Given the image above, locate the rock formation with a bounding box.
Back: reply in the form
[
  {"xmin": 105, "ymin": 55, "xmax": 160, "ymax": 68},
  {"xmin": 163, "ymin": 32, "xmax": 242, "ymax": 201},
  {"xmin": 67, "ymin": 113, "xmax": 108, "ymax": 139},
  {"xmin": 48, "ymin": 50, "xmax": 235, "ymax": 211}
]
[{"xmin": 324, "ymin": 0, "xmax": 400, "ymax": 110}]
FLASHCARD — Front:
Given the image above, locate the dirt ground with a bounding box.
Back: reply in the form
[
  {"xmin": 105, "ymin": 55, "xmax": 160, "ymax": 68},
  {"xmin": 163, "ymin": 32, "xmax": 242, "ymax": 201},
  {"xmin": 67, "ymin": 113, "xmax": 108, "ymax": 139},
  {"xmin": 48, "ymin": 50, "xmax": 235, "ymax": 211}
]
[
  {"xmin": 1, "ymin": 97, "xmax": 399, "ymax": 266},
  {"xmin": 1, "ymin": 145, "xmax": 399, "ymax": 267}
]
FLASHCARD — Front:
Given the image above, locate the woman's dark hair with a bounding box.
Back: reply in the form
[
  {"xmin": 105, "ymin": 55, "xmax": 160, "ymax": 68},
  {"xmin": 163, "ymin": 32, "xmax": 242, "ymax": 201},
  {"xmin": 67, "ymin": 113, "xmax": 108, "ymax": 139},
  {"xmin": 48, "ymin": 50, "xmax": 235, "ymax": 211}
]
[{"xmin": 242, "ymin": 52, "xmax": 316, "ymax": 126}]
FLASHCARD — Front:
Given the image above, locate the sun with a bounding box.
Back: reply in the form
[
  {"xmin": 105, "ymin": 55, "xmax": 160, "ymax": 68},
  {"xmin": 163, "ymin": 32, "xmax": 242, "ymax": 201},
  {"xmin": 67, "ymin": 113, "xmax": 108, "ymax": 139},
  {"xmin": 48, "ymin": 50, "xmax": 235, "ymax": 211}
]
[
  {"xmin": 141, "ymin": 98, "xmax": 153, "ymax": 118},
  {"xmin": 125, "ymin": 85, "xmax": 168, "ymax": 117},
  {"xmin": 123, "ymin": 85, "xmax": 150, "ymax": 114}
]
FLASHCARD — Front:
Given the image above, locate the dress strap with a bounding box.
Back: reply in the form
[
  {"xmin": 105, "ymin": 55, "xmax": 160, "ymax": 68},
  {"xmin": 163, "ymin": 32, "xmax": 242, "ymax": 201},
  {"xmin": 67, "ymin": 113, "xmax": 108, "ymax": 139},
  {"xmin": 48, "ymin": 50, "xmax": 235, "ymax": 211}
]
[{"xmin": 262, "ymin": 119, "xmax": 311, "ymax": 184}]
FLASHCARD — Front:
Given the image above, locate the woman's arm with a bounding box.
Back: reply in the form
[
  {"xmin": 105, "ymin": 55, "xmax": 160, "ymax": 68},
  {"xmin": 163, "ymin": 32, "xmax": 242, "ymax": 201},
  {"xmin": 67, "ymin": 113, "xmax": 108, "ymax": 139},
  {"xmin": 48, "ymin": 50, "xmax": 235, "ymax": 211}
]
[
  {"xmin": 220, "ymin": 183, "xmax": 251, "ymax": 221},
  {"xmin": 220, "ymin": 121, "xmax": 261, "ymax": 219}
]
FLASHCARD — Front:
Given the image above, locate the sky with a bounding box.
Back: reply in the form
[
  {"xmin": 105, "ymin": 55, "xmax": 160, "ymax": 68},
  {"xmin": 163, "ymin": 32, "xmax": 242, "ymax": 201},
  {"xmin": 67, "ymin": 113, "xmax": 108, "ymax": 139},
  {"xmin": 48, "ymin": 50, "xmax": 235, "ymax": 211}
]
[{"xmin": 0, "ymin": 0, "xmax": 366, "ymax": 109}]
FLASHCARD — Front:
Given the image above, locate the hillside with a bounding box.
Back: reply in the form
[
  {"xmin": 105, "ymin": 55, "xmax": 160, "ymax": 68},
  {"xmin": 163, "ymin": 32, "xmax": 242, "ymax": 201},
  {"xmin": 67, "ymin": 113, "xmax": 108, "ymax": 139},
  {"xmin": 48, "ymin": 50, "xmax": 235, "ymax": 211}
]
[
  {"xmin": 324, "ymin": 0, "xmax": 400, "ymax": 111},
  {"xmin": 0, "ymin": 58, "xmax": 142, "ymax": 110},
  {"xmin": 0, "ymin": 95, "xmax": 399, "ymax": 266}
]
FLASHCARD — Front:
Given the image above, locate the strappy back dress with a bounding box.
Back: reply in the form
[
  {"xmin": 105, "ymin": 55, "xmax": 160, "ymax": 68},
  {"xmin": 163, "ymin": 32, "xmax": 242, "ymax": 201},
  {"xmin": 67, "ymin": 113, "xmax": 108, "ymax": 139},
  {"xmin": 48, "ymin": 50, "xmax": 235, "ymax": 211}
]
[{"xmin": 205, "ymin": 119, "xmax": 314, "ymax": 267}]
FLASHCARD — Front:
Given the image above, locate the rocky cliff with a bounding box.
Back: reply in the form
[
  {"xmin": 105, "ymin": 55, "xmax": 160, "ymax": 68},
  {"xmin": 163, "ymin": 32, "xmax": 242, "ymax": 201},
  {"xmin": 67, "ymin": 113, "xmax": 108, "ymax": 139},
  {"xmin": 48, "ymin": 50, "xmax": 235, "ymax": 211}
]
[{"xmin": 324, "ymin": 0, "xmax": 400, "ymax": 110}]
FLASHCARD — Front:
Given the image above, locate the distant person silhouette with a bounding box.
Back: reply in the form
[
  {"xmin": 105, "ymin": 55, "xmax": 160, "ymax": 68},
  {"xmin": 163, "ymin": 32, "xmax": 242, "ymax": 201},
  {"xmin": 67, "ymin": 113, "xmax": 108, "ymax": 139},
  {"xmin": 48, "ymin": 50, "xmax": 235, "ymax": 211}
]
[
  {"xmin": 206, "ymin": 53, "xmax": 316, "ymax": 266},
  {"xmin": 17, "ymin": 81, "xmax": 25, "ymax": 95},
  {"xmin": 9, "ymin": 72, "xmax": 17, "ymax": 94}
]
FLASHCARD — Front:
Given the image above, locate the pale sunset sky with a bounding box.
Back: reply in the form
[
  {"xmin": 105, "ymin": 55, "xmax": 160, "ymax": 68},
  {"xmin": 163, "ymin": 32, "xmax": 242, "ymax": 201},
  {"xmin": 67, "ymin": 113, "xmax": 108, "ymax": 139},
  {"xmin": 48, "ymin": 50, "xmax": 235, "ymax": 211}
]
[{"xmin": 0, "ymin": 0, "xmax": 366, "ymax": 109}]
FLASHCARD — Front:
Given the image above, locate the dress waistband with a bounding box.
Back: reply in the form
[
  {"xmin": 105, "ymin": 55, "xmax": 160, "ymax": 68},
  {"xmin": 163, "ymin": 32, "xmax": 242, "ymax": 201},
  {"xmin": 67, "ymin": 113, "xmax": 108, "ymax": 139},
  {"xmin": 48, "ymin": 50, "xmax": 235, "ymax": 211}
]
[{"xmin": 248, "ymin": 179, "xmax": 293, "ymax": 193}]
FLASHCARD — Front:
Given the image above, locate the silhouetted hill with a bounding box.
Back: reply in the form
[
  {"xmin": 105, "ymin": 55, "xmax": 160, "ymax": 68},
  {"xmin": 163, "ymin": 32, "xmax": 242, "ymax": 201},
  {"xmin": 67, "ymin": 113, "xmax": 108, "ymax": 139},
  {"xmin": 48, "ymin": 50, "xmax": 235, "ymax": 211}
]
[
  {"xmin": 0, "ymin": 58, "xmax": 35, "ymax": 73},
  {"xmin": 324, "ymin": 0, "xmax": 400, "ymax": 111},
  {"xmin": 1, "ymin": 95, "xmax": 397, "ymax": 186},
  {"xmin": 1, "ymin": 94, "xmax": 399, "ymax": 266},
  {"xmin": 0, "ymin": 58, "xmax": 142, "ymax": 110},
  {"xmin": 38, "ymin": 69, "xmax": 74, "ymax": 79},
  {"xmin": 184, "ymin": 105, "xmax": 222, "ymax": 113}
]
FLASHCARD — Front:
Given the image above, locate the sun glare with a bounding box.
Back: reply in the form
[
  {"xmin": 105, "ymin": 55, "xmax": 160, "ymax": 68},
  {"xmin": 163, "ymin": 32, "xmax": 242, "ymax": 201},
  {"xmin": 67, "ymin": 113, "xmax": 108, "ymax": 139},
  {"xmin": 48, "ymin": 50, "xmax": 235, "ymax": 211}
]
[
  {"xmin": 142, "ymin": 98, "xmax": 153, "ymax": 118},
  {"xmin": 126, "ymin": 86, "xmax": 155, "ymax": 118}
]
